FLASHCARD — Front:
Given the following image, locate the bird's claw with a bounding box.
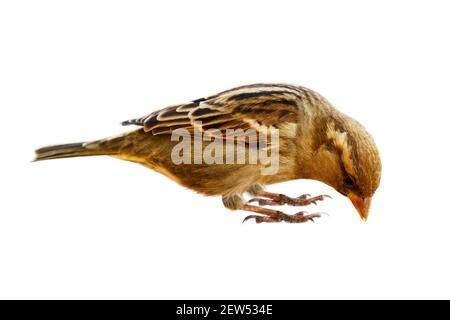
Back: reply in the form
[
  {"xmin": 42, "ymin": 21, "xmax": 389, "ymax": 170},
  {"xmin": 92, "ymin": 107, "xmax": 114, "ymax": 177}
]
[
  {"xmin": 242, "ymin": 214, "xmax": 265, "ymax": 223},
  {"xmin": 295, "ymin": 194, "xmax": 331, "ymax": 206},
  {"xmin": 249, "ymin": 194, "xmax": 331, "ymax": 207},
  {"xmin": 243, "ymin": 211, "xmax": 325, "ymax": 224}
]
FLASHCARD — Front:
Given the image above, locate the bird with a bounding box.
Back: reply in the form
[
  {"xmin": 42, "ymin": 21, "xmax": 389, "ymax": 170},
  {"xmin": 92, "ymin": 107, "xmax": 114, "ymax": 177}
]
[{"xmin": 34, "ymin": 83, "xmax": 381, "ymax": 223}]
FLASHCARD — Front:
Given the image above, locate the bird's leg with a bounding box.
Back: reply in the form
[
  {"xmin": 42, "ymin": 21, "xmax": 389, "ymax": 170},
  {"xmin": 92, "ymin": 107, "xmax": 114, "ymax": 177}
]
[
  {"xmin": 242, "ymin": 204, "xmax": 322, "ymax": 224},
  {"xmin": 249, "ymin": 191, "xmax": 330, "ymax": 207}
]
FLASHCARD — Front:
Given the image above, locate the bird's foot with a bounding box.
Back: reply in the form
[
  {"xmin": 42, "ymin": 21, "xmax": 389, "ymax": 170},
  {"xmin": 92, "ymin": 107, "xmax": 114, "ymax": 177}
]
[
  {"xmin": 243, "ymin": 211, "xmax": 323, "ymax": 224},
  {"xmin": 249, "ymin": 192, "xmax": 331, "ymax": 207},
  {"xmin": 241, "ymin": 204, "xmax": 325, "ymax": 224}
]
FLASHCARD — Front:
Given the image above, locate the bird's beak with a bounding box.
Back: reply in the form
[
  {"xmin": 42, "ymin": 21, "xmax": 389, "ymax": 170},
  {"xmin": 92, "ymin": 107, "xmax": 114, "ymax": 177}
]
[{"xmin": 348, "ymin": 193, "xmax": 371, "ymax": 221}]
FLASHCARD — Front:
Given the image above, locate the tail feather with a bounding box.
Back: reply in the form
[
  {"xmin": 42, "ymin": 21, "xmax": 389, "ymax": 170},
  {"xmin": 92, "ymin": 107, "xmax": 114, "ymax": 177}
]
[{"xmin": 34, "ymin": 140, "xmax": 119, "ymax": 162}]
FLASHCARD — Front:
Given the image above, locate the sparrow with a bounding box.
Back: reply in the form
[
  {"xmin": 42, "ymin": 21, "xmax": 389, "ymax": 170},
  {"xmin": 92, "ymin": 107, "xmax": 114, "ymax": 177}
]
[{"xmin": 34, "ymin": 83, "xmax": 381, "ymax": 223}]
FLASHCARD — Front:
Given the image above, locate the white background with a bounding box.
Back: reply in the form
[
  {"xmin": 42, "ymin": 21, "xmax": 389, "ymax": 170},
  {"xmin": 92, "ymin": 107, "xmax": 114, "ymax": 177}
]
[{"xmin": 1, "ymin": 0, "xmax": 449, "ymax": 299}]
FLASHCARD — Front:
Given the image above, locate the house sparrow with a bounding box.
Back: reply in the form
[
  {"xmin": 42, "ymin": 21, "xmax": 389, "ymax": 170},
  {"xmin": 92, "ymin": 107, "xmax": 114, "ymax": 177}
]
[{"xmin": 34, "ymin": 83, "xmax": 381, "ymax": 223}]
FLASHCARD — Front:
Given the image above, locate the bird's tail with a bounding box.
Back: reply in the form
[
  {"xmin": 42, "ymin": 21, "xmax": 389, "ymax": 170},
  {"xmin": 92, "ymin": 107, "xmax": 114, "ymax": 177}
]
[{"xmin": 34, "ymin": 137, "xmax": 123, "ymax": 162}]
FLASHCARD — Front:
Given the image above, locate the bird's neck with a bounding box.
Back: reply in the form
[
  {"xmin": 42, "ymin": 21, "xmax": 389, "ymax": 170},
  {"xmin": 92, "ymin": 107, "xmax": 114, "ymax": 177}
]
[{"xmin": 294, "ymin": 112, "xmax": 339, "ymax": 182}]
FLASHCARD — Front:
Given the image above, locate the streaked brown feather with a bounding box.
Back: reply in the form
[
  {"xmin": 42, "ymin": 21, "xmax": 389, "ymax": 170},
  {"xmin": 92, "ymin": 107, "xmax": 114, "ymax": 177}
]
[{"xmin": 121, "ymin": 83, "xmax": 311, "ymax": 144}]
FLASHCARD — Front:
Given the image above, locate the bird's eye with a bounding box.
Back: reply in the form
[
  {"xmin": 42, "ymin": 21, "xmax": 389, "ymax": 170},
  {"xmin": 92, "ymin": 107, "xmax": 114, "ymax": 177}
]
[{"xmin": 343, "ymin": 176, "xmax": 356, "ymax": 188}]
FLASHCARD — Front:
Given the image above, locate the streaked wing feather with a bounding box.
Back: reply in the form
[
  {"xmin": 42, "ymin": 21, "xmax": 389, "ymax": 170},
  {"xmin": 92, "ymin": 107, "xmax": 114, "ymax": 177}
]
[{"xmin": 121, "ymin": 83, "xmax": 308, "ymax": 141}]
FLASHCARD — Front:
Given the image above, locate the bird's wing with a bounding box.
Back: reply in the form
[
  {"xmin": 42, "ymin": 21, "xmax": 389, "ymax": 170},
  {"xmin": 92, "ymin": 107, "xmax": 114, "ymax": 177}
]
[{"xmin": 122, "ymin": 84, "xmax": 311, "ymax": 143}]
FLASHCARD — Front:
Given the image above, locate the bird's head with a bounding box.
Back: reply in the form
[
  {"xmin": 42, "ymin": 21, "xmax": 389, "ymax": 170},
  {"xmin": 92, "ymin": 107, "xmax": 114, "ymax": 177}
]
[{"xmin": 308, "ymin": 113, "xmax": 381, "ymax": 221}]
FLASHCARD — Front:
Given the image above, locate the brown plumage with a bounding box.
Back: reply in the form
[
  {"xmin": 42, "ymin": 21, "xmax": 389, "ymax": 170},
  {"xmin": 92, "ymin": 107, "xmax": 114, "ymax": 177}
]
[{"xmin": 34, "ymin": 83, "xmax": 381, "ymax": 223}]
